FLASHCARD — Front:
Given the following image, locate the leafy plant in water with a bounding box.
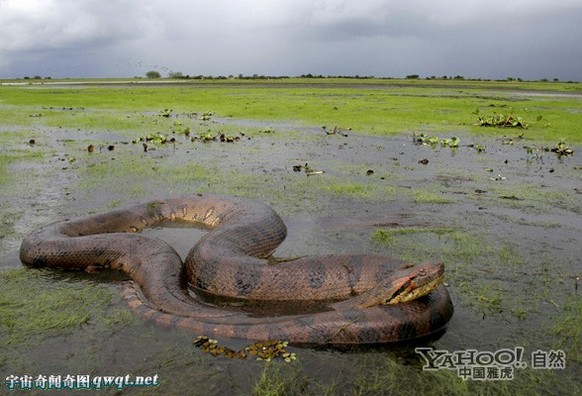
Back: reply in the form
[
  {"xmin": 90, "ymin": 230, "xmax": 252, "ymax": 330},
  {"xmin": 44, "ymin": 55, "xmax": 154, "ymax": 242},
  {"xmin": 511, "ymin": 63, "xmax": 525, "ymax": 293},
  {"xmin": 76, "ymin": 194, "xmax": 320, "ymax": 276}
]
[
  {"xmin": 191, "ymin": 130, "xmax": 242, "ymax": 143},
  {"xmin": 159, "ymin": 108, "xmax": 173, "ymax": 118},
  {"xmin": 414, "ymin": 133, "xmax": 439, "ymax": 147},
  {"xmin": 441, "ymin": 136, "xmax": 460, "ymax": 148},
  {"xmin": 549, "ymin": 140, "xmax": 574, "ymax": 157},
  {"xmin": 198, "ymin": 131, "xmax": 215, "ymax": 142},
  {"xmin": 524, "ymin": 140, "xmax": 574, "ymax": 158},
  {"xmin": 132, "ymin": 132, "xmax": 170, "ymax": 144},
  {"xmin": 193, "ymin": 336, "xmax": 296, "ymax": 362},
  {"xmin": 414, "ymin": 134, "xmax": 459, "ymax": 149},
  {"xmin": 477, "ymin": 113, "xmax": 529, "ymax": 128},
  {"xmin": 200, "ymin": 111, "xmax": 213, "ymax": 121}
]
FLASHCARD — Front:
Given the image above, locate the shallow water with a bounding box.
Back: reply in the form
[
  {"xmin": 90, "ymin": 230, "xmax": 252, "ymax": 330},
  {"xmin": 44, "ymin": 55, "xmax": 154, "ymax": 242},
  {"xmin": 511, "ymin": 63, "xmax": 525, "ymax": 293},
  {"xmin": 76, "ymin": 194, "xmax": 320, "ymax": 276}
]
[{"xmin": 1, "ymin": 111, "xmax": 580, "ymax": 394}]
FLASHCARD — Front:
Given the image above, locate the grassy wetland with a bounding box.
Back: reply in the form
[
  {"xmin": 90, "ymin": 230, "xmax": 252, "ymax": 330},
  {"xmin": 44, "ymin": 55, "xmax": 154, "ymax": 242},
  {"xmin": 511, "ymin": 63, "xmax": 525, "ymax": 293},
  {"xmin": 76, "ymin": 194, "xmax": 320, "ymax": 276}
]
[{"xmin": 0, "ymin": 78, "xmax": 580, "ymax": 395}]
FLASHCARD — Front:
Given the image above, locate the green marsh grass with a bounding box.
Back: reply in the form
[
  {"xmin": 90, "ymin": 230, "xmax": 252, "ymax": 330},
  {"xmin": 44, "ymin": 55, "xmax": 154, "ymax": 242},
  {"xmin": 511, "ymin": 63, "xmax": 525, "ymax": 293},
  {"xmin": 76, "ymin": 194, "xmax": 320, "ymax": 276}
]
[
  {"xmin": 413, "ymin": 189, "xmax": 454, "ymax": 204},
  {"xmin": 372, "ymin": 226, "xmax": 453, "ymax": 245},
  {"xmin": 2, "ymin": 79, "xmax": 581, "ymax": 142}
]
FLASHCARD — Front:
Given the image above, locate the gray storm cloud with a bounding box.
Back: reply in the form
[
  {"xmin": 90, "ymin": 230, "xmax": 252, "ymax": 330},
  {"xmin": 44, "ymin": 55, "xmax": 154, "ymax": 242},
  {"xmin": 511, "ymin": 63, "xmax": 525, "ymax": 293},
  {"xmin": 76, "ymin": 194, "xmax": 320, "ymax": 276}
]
[{"xmin": 1, "ymin": 0, "xmax": 581, "ymax": 80}]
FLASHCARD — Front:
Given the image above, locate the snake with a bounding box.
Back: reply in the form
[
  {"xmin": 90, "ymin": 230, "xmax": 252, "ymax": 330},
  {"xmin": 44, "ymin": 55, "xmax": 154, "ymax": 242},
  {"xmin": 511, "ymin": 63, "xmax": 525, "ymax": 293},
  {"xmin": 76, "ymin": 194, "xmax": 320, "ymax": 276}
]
[{"xmin": 20, "ymin": 193, "xmax": 453, "ymax": 345}]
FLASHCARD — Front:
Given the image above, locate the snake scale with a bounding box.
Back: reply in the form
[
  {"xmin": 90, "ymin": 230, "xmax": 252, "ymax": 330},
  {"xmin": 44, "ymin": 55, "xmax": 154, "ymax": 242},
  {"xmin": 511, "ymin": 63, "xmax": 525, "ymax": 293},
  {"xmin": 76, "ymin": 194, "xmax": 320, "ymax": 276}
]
[{"xmin": 20, "ymin": 194, "xmax": 453, "ymax": 345}]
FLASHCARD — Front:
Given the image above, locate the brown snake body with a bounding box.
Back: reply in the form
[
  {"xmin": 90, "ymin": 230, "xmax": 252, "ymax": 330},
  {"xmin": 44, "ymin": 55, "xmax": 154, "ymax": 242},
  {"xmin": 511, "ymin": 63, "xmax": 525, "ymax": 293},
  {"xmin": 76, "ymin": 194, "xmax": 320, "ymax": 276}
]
[{"xmin": 20, "ymin": 194, "xmax": 453, "ymax": 345}]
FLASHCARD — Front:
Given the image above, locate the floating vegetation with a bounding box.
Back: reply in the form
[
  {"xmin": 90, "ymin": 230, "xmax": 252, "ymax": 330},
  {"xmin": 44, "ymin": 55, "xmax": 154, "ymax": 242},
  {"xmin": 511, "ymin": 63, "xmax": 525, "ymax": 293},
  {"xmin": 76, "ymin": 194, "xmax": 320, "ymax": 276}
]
[
  {"xmin": 550, "ymin": 140, "xmax": 574, "ymax": 157},
  {"xmin": 159, "ymin": 108, "xmax": 173, "ymax": 118},
  {"xmin": 413, "ymin": 133, "xmax": 459, "ymax": 148},
  {"xmin": 440, "ymin": 136, "xmax": 460, "ymax": 148},
  {"xmin": 131, "ymin": 128, "xmax": 245, "ymax": 147},
  {"xmin": 414, "ymin": 133, "xmax": 439, "ymax": 147},
  {"xmin": 200, "ymin": 111, "xmax": 213, "ymax": 121},
  {"xmin": 259, "ymin": 127, "xmax": 275, "ymax": 134},
  {"xmin": 192, "ymin": 131, "xmax": 243, "ymax": 143},
  {"xmin": 132, "ymin": 132, "xmax": 171, "ymax": 145},
  {"xmin": 476, "ymin": 112, "xmax": 532, "ymax": 128},
  {"xmin": 523, "ymin": 140, "xmax": 575, "ymax": 158},
  {"xmin": 193, "ymin": 336, "xmax": 297, "ymax": 362},
  {"xmin": 219, "ymin": 134, "xmax": 240, "ymax": 143},
  {"xmin": 474, "ymin": 144, "xmax": 486, "ymax": 153}
]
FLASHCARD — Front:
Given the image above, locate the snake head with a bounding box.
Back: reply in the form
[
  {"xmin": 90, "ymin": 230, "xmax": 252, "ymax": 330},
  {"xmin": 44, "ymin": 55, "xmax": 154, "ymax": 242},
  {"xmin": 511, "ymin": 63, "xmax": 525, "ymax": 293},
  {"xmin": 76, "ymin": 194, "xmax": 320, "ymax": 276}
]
[
  {"xmin": 383, "ymin": 262, "xmax": 444, "ymax": 305},
  {"xmin": 330, "ymin": 262, "xmax": 445, "ymax": 311}
]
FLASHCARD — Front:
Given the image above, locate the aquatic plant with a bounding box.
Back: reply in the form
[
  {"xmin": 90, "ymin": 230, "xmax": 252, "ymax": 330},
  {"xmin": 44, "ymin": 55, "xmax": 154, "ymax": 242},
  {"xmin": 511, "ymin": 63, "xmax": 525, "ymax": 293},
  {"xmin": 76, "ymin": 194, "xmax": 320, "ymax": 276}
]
[
  {"xmin": 476, "ymin": 113, "xmax": 529, "ymax": 128},
  {"xmin": 159, "ymin": 108, "xmax": 173, "ymax": 118},
  {"xmin": 550, "ymin": 140, "xmax": 574, "ymax": 157},
  {"xmin": 194, "ymin": 336, "xmax": 296, "ymax": 362},
  {"xmin": 414, "ymin": 133, "xmax": 439, "ymax": 146},
  {"xmin": 441, "ymin": 136, "xmax": 460, "ymax": 148}
]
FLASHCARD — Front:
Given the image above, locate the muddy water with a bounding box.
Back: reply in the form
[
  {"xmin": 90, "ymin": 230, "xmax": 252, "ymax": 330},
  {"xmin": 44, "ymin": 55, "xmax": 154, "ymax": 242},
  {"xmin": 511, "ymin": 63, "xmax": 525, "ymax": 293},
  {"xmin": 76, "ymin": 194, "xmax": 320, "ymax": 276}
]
[{"xmin": 1, "ymin": 116, "xmax": 581, "ymax": 394}]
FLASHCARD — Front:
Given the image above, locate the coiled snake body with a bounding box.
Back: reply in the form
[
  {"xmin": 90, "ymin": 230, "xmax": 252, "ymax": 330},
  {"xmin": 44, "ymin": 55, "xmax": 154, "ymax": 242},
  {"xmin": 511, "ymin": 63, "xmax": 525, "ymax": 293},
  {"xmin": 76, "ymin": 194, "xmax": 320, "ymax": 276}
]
[{"xmin": 20, "ymin": 194, "xmax": 453, "ymax": 345}]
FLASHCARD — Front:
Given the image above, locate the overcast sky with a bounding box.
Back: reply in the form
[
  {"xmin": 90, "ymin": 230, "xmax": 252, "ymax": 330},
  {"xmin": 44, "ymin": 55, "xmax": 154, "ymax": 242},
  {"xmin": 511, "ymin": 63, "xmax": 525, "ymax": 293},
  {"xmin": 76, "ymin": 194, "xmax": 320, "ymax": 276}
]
[{"xmin": 1, "ymin": 0, "xmax": 581, "ymax": 80}]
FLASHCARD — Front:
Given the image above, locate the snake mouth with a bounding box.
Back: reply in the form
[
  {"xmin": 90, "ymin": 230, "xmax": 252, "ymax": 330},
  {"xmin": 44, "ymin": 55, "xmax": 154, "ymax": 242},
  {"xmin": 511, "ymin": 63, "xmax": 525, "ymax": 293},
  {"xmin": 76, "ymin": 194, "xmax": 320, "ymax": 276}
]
[{"xmin": 386, "ymin": 274, "xmax": 444, "ymax": 304}]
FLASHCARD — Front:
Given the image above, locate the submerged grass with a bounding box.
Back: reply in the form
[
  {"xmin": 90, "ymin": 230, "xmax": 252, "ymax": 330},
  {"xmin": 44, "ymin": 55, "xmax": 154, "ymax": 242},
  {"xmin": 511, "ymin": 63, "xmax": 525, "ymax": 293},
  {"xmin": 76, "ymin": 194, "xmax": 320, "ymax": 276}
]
[
  {"xmin": 0, "ymin": 268, "xmax": 134, "ymax": 351},
  {"xmin": 372, "ymin": 226, "xmax": 453, "ymax": 245},
  {"xmin": 551, "ymin": 293, "xmax": 582, "ymax": 363},
  {"xmin": 249, "ymin": 351, "xmax": 577, "ymax": 396},
  {"xmin": 413, "ymin": 190, "xmax": 455, "ymax": 204},
  {"xmin": 0, "ymin": 143, "xmax": 44, "ymax": 186},
  {"xmin": 370, "ymin": 227, "xmax": 560, "ymax": 320}
]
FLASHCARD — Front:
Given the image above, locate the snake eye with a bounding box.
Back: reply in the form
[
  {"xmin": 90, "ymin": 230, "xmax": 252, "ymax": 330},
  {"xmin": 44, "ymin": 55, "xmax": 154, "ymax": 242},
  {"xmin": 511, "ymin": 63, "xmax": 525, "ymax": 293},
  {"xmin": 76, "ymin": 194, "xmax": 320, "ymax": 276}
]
[{"xmin": 417, "ymin": 267, "xmax": 427, "ymax": 277}]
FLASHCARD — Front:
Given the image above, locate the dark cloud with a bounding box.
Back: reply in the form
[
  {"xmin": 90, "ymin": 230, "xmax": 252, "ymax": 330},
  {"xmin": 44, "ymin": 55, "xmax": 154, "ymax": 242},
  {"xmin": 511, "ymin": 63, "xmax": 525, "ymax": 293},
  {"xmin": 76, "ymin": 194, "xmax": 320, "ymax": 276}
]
[{"xmin": 1, "ymin": 0, "xmax": 581, "ymax": 80}]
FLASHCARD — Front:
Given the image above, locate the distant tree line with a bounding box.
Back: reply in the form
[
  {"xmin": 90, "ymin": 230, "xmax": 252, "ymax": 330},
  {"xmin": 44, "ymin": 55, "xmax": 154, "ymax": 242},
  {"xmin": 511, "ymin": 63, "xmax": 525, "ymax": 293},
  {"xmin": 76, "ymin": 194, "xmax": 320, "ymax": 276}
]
[
  {"xmin": 22, "ymin": 76, "xmax": 52, "ymax": 80},
  {"xmin": 144, "ymin": 70, "xmax": 570, "ymax": 83},
  {"xmin": 9, "ymin": 72, "xmax": 570, "ymax": 83}
]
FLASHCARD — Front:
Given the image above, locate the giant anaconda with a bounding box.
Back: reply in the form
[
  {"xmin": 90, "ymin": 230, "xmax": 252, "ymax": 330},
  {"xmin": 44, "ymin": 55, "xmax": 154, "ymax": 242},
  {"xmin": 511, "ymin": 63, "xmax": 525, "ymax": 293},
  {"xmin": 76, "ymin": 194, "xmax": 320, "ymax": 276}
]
[{"xmin": 20, "ymin": 194, "xmax": 453, "ymax": 345}]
